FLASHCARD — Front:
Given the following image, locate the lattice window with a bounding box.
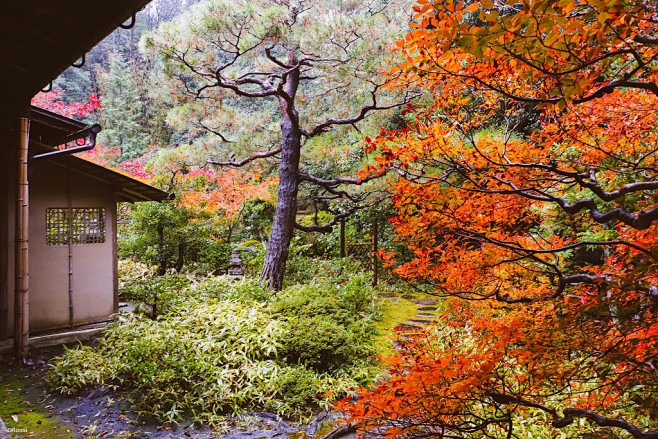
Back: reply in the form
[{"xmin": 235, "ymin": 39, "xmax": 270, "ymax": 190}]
[{"xmin": 46, "ymin": 208, "xmax": 106, "ymax": 246}]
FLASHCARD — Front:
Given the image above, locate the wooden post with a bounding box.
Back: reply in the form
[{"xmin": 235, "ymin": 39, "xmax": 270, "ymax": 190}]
[
  {"xmin": 67, "ymin": 161, "xmax": 74, "ymax": 328},
  {"xmin": 340, "ymin": 218, "xmax": 346, "ymax": 258},
  {"xmin": 0, "ymin": 113, "xmax": 10, "ymax": 341},
  {"xmin": 112, "ymin": 193, "xmax": 119, "ymax": 314},
  {"xmin": 372, "ymin": 215, "xmax": 378, "ymax": 287},
  {"xmin": 14, "ymin": 116, "xmax": 29, "ymax": 361}
]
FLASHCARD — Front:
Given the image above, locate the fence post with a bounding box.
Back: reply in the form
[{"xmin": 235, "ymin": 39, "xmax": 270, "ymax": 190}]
[
  {"xmin": 340, "ymin": 218, "xmax": 346, "ymax": 258},
  {"xmin": 372, "ymin": 215, "xmax": 378, "ymax": 287}
]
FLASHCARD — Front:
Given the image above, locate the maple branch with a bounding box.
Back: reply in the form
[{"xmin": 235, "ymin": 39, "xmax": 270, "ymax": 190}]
[
  {"xmin": 457, "ymin": 227, "xmax": 654, "ymax": 259},
  {"xmin": 207, "ymin": 147, "xmax": 281, "ymax": 167},
  {"xmin": 543, "ymin": 194, "xmax": 658, "ymax": 230},
  {"xmin": 556, "ymin": 409, "xmax": 658, "ymax": 439},
  {"xmin": 421, "ymin": 61, "xmax": 658, "ymax": 103},
  {"xmin": 563, "ymin": 177, "xmax": 658, "ymax": 202},
  {"xmin": 501, "ymin": 46, "xmax": 637, "ymax": 78},
  {"xmin": 428, "ymin": 165, "xmax": 658, "ymax": 231},
  {"xmin": 489, "ymin": 393, "xmax": 658, "ymax": 439},
  {"xmin": 634, "ymin": 34, "xmax": 658, "ymax": 46},
  {"xmin": 454, "ymin": 164, "xmax": 658, "ymax": 231}
]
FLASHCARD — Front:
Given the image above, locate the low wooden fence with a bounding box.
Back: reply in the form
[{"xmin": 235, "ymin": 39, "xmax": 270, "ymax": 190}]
[{"xmin": 339, "ymin": 216, "xmax": 380, "ymax": 286}]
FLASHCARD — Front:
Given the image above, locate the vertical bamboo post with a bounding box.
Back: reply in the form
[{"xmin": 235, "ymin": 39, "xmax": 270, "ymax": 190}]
[
  {"xmin": 14, "ymin": 116, "xmax": 29, "ymax": 361},
  {"xmin": 67, "ymin": 162, "xmax": 74, "ymax": 328},
  {"xmin": 372, "ymin": 215, "xmax": 378, "ymax": 287},
  {"xmin": 340, "ymin": 218, "xmax": 346, "ymax": 258},
  {"xmin": 112, "ymin": 193, "xmax": 119, "ymax": 315}
]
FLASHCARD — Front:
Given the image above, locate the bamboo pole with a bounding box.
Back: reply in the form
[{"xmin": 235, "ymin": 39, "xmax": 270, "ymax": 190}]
[
  {"xmin": 67, "ymin": 162, "xmax": 74, "ymax": 328},
  {"xmin": 14, "ymin": 116, "xmax": 29, "ymax": 361}
]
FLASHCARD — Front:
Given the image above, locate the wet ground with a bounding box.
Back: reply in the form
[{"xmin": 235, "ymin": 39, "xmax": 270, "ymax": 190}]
[
  {"xmin": 0, "ymin": 346, "xmax": 350, "ymax": 439},
  {"xmin": 0, "ymin": 291, "xmax": 438, "ymax": 438}
]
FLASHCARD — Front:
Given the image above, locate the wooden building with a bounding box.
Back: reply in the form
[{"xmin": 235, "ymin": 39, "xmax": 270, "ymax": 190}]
[{"xmin": 0, "ymin": 0, "xmax": 161, "ymax": 359}]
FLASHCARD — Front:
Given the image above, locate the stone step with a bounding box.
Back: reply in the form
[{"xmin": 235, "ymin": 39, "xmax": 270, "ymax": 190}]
[
  {"xmin": 377, "ymin": 292, "xmax": 397, "ymax": 298},
  {"xmin": 413, "ymin": 298, "xmax": 439, "ymax": 306},
  {"xmin": 417, "ymin": 306, "xmax": 438, "ymax": 312},
  {"xmin": 407, "ymin": 319, "xmax": 433, "ymax": 325},
  {"xmin": 395, "ymin": 323, "xmax": 423, "ymax": 331},
  {"xmin": 416, "ymin": 313, "xmax": 435, "ymax": 318}
]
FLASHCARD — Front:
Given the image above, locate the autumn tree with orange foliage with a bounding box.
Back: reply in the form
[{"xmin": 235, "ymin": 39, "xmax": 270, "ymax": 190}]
[{"xmin": 338, "ymin": 1, "xmax": 658, "ymax": 437}]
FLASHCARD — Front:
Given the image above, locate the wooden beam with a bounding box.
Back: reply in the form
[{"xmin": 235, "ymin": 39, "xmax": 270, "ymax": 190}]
[
  {"xmin": 27, "ymin": 326, "xmax": 106, "ymax": 350},
  {"xmin": 120, "ymin": 187, "xmax": 152, "ymax": 202}
]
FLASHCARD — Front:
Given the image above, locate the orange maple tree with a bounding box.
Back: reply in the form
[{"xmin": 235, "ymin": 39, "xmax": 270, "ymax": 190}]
[{"xmin": 339, "ymin": 1, "xmax": 658, "ymax": 437}]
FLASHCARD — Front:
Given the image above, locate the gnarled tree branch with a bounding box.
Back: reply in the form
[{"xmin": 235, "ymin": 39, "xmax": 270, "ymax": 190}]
[{"xmin": 207, "ymin": 147, "xmax": 281, "ymax": 167}]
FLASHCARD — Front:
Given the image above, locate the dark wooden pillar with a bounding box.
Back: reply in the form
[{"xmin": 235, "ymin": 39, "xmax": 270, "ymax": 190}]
[{"xmin": 0, "ymin": 110, "xmax": 15, "ymax": 341}]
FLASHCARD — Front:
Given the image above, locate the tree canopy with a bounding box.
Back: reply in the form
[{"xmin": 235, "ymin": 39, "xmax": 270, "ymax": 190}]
[
  {"xmin": 339, "ymin": 0, "xmax": 658, "ymax": 437},
  {"xmin": 145, "ymin": 0, "xmax": 417, "ymax": 289}
]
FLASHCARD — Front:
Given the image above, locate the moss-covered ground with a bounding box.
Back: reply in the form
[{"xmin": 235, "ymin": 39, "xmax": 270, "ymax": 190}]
[
  {"xmin": 374, "ymin": 290, "xmax": 442, "ymax": 356},
  {"xmin": 0, "ymin": 376, "xmax": 73, "ymax": 438}
]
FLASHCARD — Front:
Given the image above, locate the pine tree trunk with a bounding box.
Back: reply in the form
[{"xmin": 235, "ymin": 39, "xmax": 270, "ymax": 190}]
[
  {"xmin": 260, "ymin": 52, "xmax": 301, "ymax": 291},
  {"xmin": 259, "ymin": 112, "xmax": 301, "ymax": 290}
]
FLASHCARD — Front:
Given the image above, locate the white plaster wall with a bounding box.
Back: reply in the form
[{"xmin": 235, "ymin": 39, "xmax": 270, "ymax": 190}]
[{"xmin": 28, "ymin": 161, "xmax": 116, "ymax": 333}]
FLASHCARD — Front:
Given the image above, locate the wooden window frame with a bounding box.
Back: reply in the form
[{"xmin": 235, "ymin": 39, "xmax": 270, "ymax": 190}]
[{"xmin": 46, "ymin": 207, "xmax": 106, "ymax": 246}]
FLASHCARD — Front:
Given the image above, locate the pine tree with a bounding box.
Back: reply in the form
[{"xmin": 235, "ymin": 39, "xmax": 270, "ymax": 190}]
[{"xmin": 97, "ymin": 54, "xmax": 150, "ymax": 161}]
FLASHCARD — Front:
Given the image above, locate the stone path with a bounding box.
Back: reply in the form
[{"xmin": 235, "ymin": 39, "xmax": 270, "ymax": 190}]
[{"xmin": 379, "ymin": 292, "xmax": 441, "ymax": 332}]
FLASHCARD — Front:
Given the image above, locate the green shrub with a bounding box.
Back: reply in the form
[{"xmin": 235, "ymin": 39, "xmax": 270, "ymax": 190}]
[
  {"xmin": 335, "ymin": 273, "xmax": 380, "ymax": 316},
  {"xmin": 196, "ymin": 241, "xmax": 232, "ymax": 275},
  {"xmin": 283, "ymin": 254, "xmax": 366, "ymax": 288},
  {"xmin": 190, "ymin": 276, "xmax": 272, "ymax": 303},
  {"xmin": 48, "ymin": 345, "xmax": 110, "ymax": 395},
  {"xmin": 49, "ymin": 302, "xmax": 284, "ymax": 423},
  {"xmin": 265, "ymin": 366, "xmax": 325, "ymax": 416},
  {"xmin": 50, "ymin": 265, "xmax": 383, "ymax": 425},
  {"xmin": 270, "ymin": 278, "xmax": 380, "ymax": 375},
  {"xmin": 120, "ymin": 272, "xmax": 192, "ymax": 318}
]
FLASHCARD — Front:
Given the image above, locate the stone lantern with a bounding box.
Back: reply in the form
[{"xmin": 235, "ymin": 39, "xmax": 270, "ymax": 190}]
[{"xmin": 228, "ymin": 248, "xmax": 245, "ymax": 279}]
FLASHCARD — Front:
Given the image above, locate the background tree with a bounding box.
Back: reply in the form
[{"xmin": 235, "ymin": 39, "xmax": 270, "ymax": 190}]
[
  {"xmin": 119, "ymin": 142, "xmax": 277, "ymax": 274},
  {"xmin": 145, "ymin": 0, "xmax": 418, "ymax": 289},
  {"xmin": 97, "ymin": 54, "xmax": 150, "ymax": 160},
  {"xmin": 339, "ymin": 0, "xmax": 658, "ymax": 437}
]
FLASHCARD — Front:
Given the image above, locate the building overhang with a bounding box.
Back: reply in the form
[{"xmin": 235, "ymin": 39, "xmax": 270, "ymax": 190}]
[
  {"xmin": 29, "ymin": 106, "xmax": 172, "ymax": 203},
  {"xmin": 0, "ymin": 0, "xmax": 152, "ymax": 103}
]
